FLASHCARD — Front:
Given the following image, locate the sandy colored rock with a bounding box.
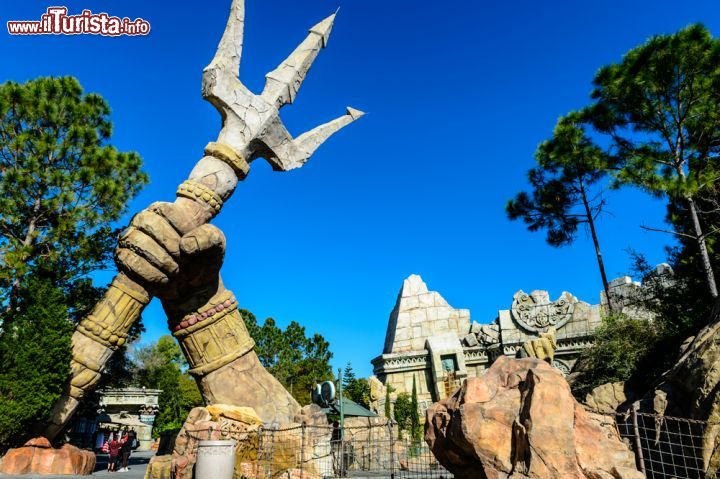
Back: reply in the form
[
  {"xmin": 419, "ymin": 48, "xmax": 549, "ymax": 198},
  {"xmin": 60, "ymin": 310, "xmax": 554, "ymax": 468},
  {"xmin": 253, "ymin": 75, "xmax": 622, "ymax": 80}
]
[
  {"xmin": 0, "ymin": 441, "xmax": 95, "ymax": 476},
  {"xmin": 172, "ymin": 405, "xmax": 262, "ymax": 479},
  {"xmin": 277, "ymin": 468, "xmax": 321, "ymax": 479},
  {"xmin": 585, "ymin": 382, "xmax": 631, "ymax": 413},
  {"xmin": 23, "ymin": 437, "xmax": 51, "ymax": 448},
  {"xmin": 645, "ymin": 314, "xmax": 720, "ymax": 474},
  {"xmin": 144, "ymin": 455, "xmax": 174, "ymax": 479},
  {"xmin": 425, "ymin": 356, "xmax": 641, "ymax": 479},
  {"xmin": 237, "ymin": 461, "xmax": 258, "ymax": 479},
  {"xmin": 206, "ymin": 404, "xmax": 263, "ymax": 425}
]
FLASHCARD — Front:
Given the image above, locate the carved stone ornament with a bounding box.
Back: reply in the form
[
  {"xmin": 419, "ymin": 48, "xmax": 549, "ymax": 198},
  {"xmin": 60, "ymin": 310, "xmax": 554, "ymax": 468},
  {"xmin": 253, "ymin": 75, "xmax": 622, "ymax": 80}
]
[
  {"xmin": 552, "ymin": 359, "xmax": 571, "ymax": 376},
  {"xmin": 511, "ymin": 290, "xmax": 576, "ymax": 333}
]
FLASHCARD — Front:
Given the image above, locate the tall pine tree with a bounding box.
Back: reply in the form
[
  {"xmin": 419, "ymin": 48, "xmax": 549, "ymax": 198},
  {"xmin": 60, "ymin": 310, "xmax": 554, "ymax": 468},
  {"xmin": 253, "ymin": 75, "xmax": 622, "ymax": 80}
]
[
  {"xmin": 0, "ymin": 77, "xmax": 148, "ymax": 444},
  {"xmin": 507, "ymin": 114, "xmax": 615, "ymax": 307},
  {"xmin": 0, "ymin": 76, "xmax": 148, "ymax": 312},
  {"xmin": 584, "ymin": 24, "xmax": 720, "ymax": 299}
]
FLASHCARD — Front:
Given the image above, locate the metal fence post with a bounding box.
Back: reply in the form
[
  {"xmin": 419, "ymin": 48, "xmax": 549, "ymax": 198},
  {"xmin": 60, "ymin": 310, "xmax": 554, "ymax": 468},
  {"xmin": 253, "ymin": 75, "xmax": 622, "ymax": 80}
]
[
  {"xmin": 256, "ymin": 425, "xmax": 263, "ymax": 479},
  {"xmin": 632, "ymin": 404, "xmax": 647, "ymax": 476},
  {"xmin": 300, "ymin": 424, "xmax": 305, "ymax": 475},
  {"xmin": 389, "ymin": 421, "xmax": 395, "ymax": 479}
]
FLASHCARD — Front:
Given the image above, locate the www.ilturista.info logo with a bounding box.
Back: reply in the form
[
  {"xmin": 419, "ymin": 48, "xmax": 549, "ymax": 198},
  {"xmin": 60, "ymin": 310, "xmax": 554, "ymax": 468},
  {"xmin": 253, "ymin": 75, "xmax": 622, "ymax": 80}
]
[{"xmin": 7, "ymin": 7, "xmax": 150, "ymax": 36}]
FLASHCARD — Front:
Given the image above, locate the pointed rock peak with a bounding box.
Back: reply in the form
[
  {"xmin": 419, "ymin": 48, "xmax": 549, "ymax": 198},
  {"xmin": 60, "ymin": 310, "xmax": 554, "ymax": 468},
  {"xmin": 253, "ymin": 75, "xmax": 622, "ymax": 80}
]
[
  {"xmin": 309, "ymin": 13, "xmax": 336, "ymax": 48},
  {"xmin": 346, "ymin": 107, "xmax": 365, "ymax": 120},
  {"xmin": 400, "ymin": 274, "xmax": 428, "ymax": 297}
]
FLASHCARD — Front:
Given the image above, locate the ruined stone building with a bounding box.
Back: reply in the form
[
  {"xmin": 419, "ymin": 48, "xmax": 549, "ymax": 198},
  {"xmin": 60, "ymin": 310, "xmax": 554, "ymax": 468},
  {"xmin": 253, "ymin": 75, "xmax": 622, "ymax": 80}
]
[
  {"xmin": 68, "ymin": 387, "xmax": 161, "ymax": 451},
  {"xmin": 369, "ymin": 267, "xmax": 671, "ymax": 413}
]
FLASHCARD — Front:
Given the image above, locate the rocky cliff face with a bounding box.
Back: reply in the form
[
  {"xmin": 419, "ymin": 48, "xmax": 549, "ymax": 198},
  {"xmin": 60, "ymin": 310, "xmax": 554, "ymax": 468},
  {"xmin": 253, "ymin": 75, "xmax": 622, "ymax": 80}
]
[
  {"xmin": 425, "ymin": 356, "xmax": 643, "ymax": 479},
  {"xmin": 641, "ymin": 304, "xmax": 720, "ymax": 474}
]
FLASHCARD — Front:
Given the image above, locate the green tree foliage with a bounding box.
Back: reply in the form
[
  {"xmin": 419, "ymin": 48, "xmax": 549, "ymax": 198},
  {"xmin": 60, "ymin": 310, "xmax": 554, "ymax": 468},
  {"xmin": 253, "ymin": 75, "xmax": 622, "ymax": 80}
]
[
  {"xmin": 507, "ymin": 114, "xmax": 615, "ymax": 305},
  {"xmin": 583, "ymin": 24, "xmax": 720, "ymax": 298},
  {"xmin": 0, "ymin": 274, "xmax": 73, "ymax": 445},
  {"xmin": 132, "ymin": 336, "xmax": 202, "ymax": 434},
  {"xmin": 571, "ymin": 314, "xmax": 661, "ymax": 398},
  {"xmin": 569, "ymin": 251, "xmax": 706, "ymax": 401},
  {"xmin": 342, "ymin": 363, "xmax": 371, "ymax": 409},
  {"xmin": 522, "ymin": 25, "xmax": 720, "ymax": 398},
  {"xmin": 0, "ymin": 76, "xmax": 148, "ymax": 309},
  {"xmin": 394, "ymin": 393, "xmax": 412, "ymax": 438},
  {"xmin": 0, "ymin": 77, "xmax": 148, "ymax": 423},
  {"xmin": 384, "ymin": 384, "xmax": 394, "ymax": 419},
  {"xmin": 241, "ymin": 309, "xmax": 333, "ymax": 406},
  {"xmin": 342, "ymin": 362, "xmax": 356, "ymax": 388},
  {"xmin": 410, "ymin": 376, "xmax": 421, "ymax": 443}
]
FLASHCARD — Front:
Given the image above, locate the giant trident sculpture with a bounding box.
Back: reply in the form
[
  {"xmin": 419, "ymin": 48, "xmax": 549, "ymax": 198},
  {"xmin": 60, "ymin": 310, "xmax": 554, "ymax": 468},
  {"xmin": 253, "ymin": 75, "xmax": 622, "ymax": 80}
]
[{"xmin": 44, "ymin": 0, "xmax": 363, "ymax": 440}]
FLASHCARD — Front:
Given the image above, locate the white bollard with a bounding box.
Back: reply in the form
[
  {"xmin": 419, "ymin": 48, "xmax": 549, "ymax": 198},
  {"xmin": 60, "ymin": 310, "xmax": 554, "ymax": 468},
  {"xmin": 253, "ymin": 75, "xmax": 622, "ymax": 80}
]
[{"xmin": 195, "ymin": 440, "xmax": 236, "ymax": 479}]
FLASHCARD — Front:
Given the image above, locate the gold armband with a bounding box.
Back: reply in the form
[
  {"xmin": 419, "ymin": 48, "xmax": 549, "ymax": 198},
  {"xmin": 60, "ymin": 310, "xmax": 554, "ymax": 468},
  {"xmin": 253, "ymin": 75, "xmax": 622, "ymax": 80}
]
[
  {"xmin": 172, "ymin": 291, "xmax": 255, "ymax": 376},
  {"xmin": 204, "ymin": 142, "xmax": 250, "ymax": 180},
  {"xmin": 177, "ymin": 180, "xmax": 224, "ymax": 215}
]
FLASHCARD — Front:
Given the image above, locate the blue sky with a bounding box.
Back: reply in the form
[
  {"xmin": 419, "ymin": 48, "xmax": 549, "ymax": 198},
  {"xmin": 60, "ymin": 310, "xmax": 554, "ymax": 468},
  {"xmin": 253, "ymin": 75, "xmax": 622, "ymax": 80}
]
[{"xmin": 2, "ymin": 0, "xmax": 718, "ymax": 378}]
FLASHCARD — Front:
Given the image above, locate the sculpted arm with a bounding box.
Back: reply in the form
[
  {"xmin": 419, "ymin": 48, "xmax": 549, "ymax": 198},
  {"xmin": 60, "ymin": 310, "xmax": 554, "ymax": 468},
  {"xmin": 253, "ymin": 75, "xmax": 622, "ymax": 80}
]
[{"xmin": 45, "ymin": 0, "xmax": 362, "ymax": 439}]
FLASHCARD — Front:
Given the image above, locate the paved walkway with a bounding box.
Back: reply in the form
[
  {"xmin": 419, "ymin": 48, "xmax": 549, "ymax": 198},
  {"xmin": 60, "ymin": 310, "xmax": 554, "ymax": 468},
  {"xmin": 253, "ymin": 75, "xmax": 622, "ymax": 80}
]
[{"xmin": 0, "ymin": 451, "xmax": 154, "ymax": 479}]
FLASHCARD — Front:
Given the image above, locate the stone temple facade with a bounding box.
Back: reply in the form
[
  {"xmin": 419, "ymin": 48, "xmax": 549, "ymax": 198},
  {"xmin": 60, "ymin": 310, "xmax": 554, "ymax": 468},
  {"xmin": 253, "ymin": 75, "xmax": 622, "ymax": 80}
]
[{"xmin": 370, "ymin": 267, "xmax": 671, "ymax": 413}]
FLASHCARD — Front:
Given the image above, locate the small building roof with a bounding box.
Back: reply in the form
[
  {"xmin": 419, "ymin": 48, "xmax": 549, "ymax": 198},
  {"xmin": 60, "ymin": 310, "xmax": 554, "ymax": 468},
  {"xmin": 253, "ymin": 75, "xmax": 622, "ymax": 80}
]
[{"xmin": 321, "ymin": 397, "xmax": 378, "ymax": 417}]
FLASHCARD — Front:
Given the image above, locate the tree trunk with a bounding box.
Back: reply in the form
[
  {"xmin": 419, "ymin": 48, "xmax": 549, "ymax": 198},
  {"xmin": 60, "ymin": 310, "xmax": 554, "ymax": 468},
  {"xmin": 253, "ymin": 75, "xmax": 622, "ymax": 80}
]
[
  {"xmin": 687, "ymin": 195, "xmax": 718, "ymax": 298},
  {"xmin": 6, "ymin": 199, "xmax": 41, "ymax": 313},
  {"xmin": 579, "ymin": 181, "xmax": 614, "ymax": 312}
]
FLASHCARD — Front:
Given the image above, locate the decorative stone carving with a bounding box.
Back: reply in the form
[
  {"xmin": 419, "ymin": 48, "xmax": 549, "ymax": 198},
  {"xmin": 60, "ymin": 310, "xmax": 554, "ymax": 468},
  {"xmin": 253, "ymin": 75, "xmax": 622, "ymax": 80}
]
[
  {"xmin": 552, "ymin": 359, "xmax": 571, "ymax": 376},
  {"xmin": 44, "ymin": 0, "xmax": 363, "ymax": 440},
  {"xmin": 511, "ymin": 290, "xmax": 577, "ymax": 332},
  {"xmin": 373, "ymin": 270, "xmax": 668, "ymax": 416}
]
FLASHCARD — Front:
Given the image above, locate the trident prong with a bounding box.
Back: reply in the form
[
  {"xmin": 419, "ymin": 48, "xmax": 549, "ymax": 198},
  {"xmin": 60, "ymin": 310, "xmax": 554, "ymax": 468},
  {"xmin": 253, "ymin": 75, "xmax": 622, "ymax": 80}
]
[{"xmin": 202, "ymin": 0, "xmax": 363, "ymax": 173}]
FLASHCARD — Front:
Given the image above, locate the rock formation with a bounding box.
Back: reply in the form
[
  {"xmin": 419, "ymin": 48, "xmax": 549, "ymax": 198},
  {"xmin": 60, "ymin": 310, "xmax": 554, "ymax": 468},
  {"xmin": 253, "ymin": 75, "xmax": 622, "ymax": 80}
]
[
  {"xmin": 425, "ymin": 356, "xmax": 643, "ymax": 479},
  {"xmin": 144, "ymin": 403, "xmax": 330, "ymax": 479},
  {"xmin": 0, "ymin": 437, "xmax": 95, "ymax": 476},
  {"xmin": 585, "ymin": 382, "xmax": 634, "ymax": 414},
  {"xmin": 640, "ymin": 303, "xmax": 720, "ymax": 475}
]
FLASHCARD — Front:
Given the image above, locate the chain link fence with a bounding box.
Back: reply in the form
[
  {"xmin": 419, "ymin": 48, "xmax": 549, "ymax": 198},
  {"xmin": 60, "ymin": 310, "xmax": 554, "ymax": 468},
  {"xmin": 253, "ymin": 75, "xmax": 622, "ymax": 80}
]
[
  {"xmin": 167, "ymin": 411, "xmax": 717, "ymax": 479},
  {"xmin": 613, "ymin": 410, "xmax": 710, "ymax": 479},
  {"xmin": 180, "ymin": 420, "xmax": 451, "ymax": 479}
]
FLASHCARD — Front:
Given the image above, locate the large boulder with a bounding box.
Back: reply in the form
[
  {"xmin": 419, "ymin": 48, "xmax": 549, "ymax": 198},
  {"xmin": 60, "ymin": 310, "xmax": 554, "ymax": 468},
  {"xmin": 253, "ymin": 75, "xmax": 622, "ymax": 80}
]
[
  {"xmin": 166, "ymin": 404, "xmax": 330, "ymax": 479},
  {"xmin": 172, "ymin": 404, "xmax": 263, "ymax": 479},
  {"xmin": 585, "ymin": 382, "xmax": 634, "ymax": 414},
  {"xmin": 425, "ymin": 356, "xmax": 642, "ymax": 479},
  {"xmin": 0, "ymin": 438, "xmax": 95, "ymax": 475}
]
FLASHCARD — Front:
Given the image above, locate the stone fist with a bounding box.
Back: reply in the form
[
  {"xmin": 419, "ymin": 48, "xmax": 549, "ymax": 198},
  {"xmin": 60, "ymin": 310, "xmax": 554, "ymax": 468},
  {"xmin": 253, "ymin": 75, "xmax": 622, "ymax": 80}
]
[
  {"xmin": 114, "ymin": 198, "xmax": 302, "ymax": 425},
  {"xmin": 519, "ymin": 327, "xmax": 557, "ymax": 363},
  {"xmin": 115, "ymin": 201, "xmax": 224, "ymax": 302}
]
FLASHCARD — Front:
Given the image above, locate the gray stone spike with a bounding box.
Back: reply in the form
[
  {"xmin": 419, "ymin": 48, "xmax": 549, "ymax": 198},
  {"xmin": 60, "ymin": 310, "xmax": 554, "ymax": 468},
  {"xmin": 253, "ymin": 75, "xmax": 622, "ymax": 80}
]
[{"xmin": 261, "ymin": 13, "xmax": 336, "ymax": 109}]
